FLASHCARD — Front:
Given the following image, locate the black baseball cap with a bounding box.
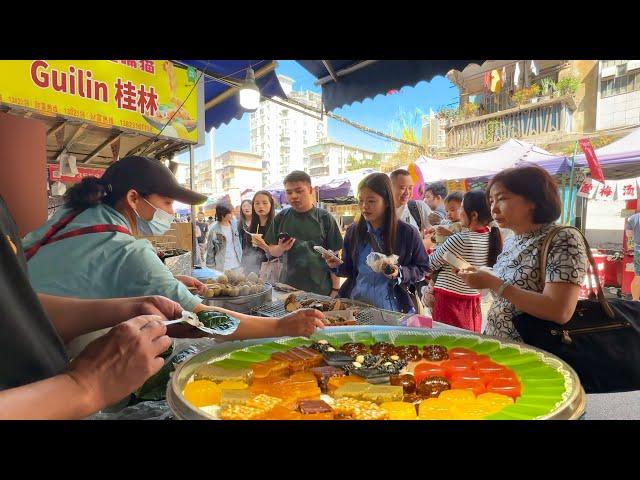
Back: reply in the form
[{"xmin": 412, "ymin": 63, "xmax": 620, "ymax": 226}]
[{"xmin": 100, "ymin": 156, "xmax": 207, "ymax": 205}]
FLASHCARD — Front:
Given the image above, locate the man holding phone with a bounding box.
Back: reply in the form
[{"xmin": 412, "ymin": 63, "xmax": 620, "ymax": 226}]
[{"xmin": 265, "ymin": 171, "xmax": 343, "ymax": 297}]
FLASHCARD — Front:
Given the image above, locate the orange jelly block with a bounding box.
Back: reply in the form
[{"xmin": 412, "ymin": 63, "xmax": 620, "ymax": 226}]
[
  {"xmin": 271, "ymin": 352, "xmax": 306, "ymax": 371},
  {"xmin": 251, "ymin": 359, "xmax": 290, "ymax": 380},
  {"xmin": 289, "ymin": 347, "xmax": 325, "ymax": 368},
  {"xmin": 261, "ymin": 405, "xmax": 303, "ymax": 420}
]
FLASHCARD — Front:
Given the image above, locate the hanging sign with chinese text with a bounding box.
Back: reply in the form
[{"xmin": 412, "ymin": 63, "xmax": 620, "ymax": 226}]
[{"xmin": 0, "ymin": 60, "xmax": 199, "ymax": 143}]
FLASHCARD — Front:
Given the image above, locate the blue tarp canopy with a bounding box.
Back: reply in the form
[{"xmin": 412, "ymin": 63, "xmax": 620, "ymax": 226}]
[
  {"xmin": 180, "ymin": 60, "xmax": 286, "ymax": 131},
  {"xmin": 296, "ymin": 60, "xmax": 482, "ymax": 111},
  {"xmin": 181, "ymin": 60, "xmax": 483, "ymax": 130}
]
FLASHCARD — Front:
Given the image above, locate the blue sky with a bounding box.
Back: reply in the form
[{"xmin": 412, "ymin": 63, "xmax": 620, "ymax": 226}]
[{"xmin": 178, "ymin": 60, "xmax": 459, "ymax": 163}]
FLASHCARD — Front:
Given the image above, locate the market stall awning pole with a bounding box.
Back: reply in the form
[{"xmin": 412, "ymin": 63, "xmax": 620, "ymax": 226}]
[
  {"xmin": 190, "ymin": 145, "xmax": 197, "ymax": 267},
  {"xmin": 566, "ymin": 141, "xmax": 579, "ymax": 226}
]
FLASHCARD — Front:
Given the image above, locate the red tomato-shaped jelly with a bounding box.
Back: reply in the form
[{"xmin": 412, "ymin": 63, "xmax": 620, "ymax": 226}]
[
  {"xmin": 441, "ymin": 359, "xmax": 477, "ymax": 379},
  {"xmin": 414, "ymin": 363, "xmax": 446, "ymax": 385},
  {"xmin": 486, "ymin": 378, "xmax": 521, "ymax": 399}
]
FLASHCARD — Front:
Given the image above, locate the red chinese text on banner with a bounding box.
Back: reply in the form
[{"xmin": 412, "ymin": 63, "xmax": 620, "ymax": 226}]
[
  {"xmin": 579, "ymin": 138, "xmax": 605, "ymax": 183},
  {"xmin": 618, "ymin": 179, "xmax": 638, "ymax": 201}
]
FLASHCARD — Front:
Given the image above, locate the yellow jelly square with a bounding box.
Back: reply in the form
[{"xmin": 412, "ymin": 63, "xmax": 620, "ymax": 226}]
[
  {"xmin": 183, "ymin": 380, "xmax": 221, "ymax": 407},
  {"xmin": 439, "ymin": 389, "xmax": 476, "ymax": 402}
]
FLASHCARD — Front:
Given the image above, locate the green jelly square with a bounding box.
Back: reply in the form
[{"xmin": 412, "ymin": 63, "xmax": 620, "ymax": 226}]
[
  {"xmin": 521, "ymin": 385, "xmax": 566, "ymax": 397},
  {"xmin": 229, "ymin": 351, "xmax": 271, "ymax": 363},
  {"xmin": 281, "ymin": 338, "xmax": 312, "ymax": 348},
  {"xmin": 260, "ymin": 342, "xmax": 292, "ymax": 352},
  {"xmin": 497, "ymin": 353, "xmax": 541, "ymax": 367},
  {"xmin": 431, "ymin": 336, "xmax": 459, "ymax": 347},
  {"xmin": 515, "ymin": 397, "xmax": 561, "ymax": 410},
  {"xmin": 372, "ymin": 332, "xmax": 393, "ymax": 343},
  {"xmin": 471, "ymin": 341, "xmax": 502, "ymax": 355},
  {"xmin": 484, "ymin": 410, "xmax": 533, "ymax": 420},
  {"xmin": 501, "ymin": 404, "xmax": 550, "ymax": 418},
  {"xmin": 394, "ymin": 335, "xmax": 429, "ymax": 347},
  {"xmin": 353, "ymin": 332, "xmax": 375, "ymax": 345},
  {"xmin": 519, "ymin": 369, "xmax": 564, "ymax": 381},
  {"xmin": 247, "ymin": 345, "xmax": 284, "ymax": 356},
  {"xmin": 489, "ymin": 347, "xmax": 522, "ymax": 360},
  {"xmin": 323, "ymin": 333, "xmax": 353, "ymax": 345},
  {"xmin": 212, "ymin": 359, "xmax": 254, "ymax": 370},
  {"xmin": 510, "ymin": 362, "xmax": 550, "ymax": 374},
  {"xmin": 450, "ymin": 337, "xmax": 481, "ymax": 349}
]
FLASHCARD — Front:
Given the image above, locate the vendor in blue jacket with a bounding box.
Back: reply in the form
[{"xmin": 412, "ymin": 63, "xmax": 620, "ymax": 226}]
[{"xmin": 322, "ymin": 173, "xmax": 430, "ymax": 313}]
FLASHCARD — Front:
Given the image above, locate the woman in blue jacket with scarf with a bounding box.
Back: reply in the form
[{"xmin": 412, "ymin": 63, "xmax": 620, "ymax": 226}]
[{"xmin": 323, "ymin": 173, "xmax": 429, "ymax": 313}]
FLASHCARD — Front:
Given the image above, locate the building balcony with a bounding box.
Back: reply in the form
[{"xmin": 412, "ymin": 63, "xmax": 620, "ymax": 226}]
[
  {"xmin": 309, "ymin": 165, "xmax": 330, "ymax": 177},
  {"xmin": 444, "ymin": 95, "xmax": 577, "ymax": 151}
]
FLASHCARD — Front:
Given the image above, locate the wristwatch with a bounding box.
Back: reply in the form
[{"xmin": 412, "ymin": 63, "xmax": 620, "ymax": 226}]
[{"xmin": 495, "ymin": 280, "xmax": 511, "ymax": 298}]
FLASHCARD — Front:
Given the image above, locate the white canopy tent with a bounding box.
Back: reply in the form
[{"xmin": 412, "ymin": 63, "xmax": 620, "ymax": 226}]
[{"xmin": 415, "ymin": 139, "xmax": 555, "ymax": 182}]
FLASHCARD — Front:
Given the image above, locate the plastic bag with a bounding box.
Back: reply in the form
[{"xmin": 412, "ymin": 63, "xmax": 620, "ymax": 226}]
[{"xmin": 366, "ymin": 252, "xmax": 399, "ymax": 274}]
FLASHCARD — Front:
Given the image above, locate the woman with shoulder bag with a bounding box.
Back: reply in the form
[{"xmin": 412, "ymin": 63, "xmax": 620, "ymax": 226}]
[{"xmin": 457, "ymin": 165, "xmax": 640, "ymax": 393}]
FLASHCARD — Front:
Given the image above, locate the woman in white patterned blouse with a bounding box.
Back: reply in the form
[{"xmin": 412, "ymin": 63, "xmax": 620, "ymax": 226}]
[{"xmin": 457, "ymin": 165, "xmax": 588, "ymax": 341}]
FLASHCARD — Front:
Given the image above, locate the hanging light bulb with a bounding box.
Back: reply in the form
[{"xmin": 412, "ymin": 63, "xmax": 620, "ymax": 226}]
[{"xmin": 239, "ymin": 67, "xmax": 260, "ymax": 111}]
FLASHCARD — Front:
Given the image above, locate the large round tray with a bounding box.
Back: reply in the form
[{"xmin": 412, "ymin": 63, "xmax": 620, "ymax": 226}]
[
  {"xmin": 200, "ymin": 283, "xmax": 272, "ymax": 313},
  {"xmin": 167, "ymin": 326, "xmax": 586, "ymax": 420}
]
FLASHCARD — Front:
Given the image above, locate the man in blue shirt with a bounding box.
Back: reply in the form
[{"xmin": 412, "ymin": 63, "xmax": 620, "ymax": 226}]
[{"xmin": 626, "ymin": 212, "xmax": 640, "ymax": 301}]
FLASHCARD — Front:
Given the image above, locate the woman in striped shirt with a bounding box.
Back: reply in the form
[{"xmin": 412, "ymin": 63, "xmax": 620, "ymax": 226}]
[{"xmin": 427, "ymin": 190, "xmax": 502, "ymax": 332}]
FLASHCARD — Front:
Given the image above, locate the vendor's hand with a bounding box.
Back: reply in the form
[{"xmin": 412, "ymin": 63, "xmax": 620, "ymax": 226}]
[
  {"xmin": 174, "ymin": 275, "xmax": 208, "ymax": 296},
  {"xmin": 456, "ymin": 267, "xmax": 502, "ymax": 291},
  {"xmin": 276, "ymin": 308, "xmax": 325, "ymax": 337},
  {"xmin": 436, "ymin": 225, "xmax": 452, "ymax": 236},
  {"xmin": 278, "ymin": 237, "xmax": 296, "ymax": 252},
  {"xmin": 68, "ymin": 315, "xmax": 171, "ymax": 410},
  {"xmin": 134, "ymin": 295, "xmax": 183, "ymax": 320},
  {"xmin": 383, "ymin": 264, "xmax": 400, "ymax": 280},
  {"xmin": 323, "ymin": 254, "xmax": 342, "ymax": 269}
]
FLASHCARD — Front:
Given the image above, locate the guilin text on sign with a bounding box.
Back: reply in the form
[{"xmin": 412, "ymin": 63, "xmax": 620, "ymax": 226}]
[{"xmin": 0, "ymin": 60, "xmax": 200, "ymax": 143}]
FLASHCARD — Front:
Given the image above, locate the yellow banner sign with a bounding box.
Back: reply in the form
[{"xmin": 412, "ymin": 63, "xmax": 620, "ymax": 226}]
[{"xmin": 0, "ymin": 60, "xmax": 199, "ymax": 143}]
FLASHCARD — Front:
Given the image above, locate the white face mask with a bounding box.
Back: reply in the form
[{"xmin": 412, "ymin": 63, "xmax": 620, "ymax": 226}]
[{"xmin": 134, "ymin": 197, "xmax": 175, "ymax": 236}]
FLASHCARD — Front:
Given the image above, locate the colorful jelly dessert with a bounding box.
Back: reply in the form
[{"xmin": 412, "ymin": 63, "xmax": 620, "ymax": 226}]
[
  {"xmin": 310, "ymin": 366, "xmax": 346, "ymax": 393},
  {"xmin": 297, "ymin": 399, "xmax": 334, "ymax": 419},
  {"xmin": 219, "ymin": 388, "xmax": 251, "ymax": 406},
  {"xmin": 413, "ymin": 363, "xmax": 447, "ymax": 385},
  {"xmin": 423, "ymin": 345, "xmax": 449, "ymax": 361},
  {"xmin": 219, "ymin": 404, "xmax": 264, "ymax": 420},
  {"xmin": 327, "ymin": 375, "xmax": 367, "ymax": 393},
  {"xmin": 332, "ymin": 398, "xmax": 389, "ymax": 420},
  {"xmin": 361, "ymin": 385, "xmax": 404, "ymax": 404},
  {"xmin": 193, "ymin": 364, "xmax": 254, "ymax": 384},
  {"xmin": 334, "ymin": 382, "xmax": 372, "ymax": 400},
  {"xmin": 323, "ymin": 350, "xmax": 353, "ymax": 367},
  {"xmin": 251, "ymin": 359, "xmax": 290, "ymax": 380},
  {"xmin": 182, "ymin": 380, "xmax": 220, "ymax": 407},
  {"xmin": 370, "ymin": 342, "xmax": 395, "ymax": 357},
  {"xmin": 394, "ymin": 345, "xmax": 421, "ymax": 362},
  {"xmin": 341, "ymin": 342, "xmax": 368, "ymax": 357},
  {"xmin": 380, "ymin": 401, "xmax": 418, "ymax": 420},
  {"xmin": 438, "ymin": 389, "xmax": 476, "ymax": 402},
  {"xmin": 389, "ymin": 374, "xmax": 417, "ymax": 394},
  {"xmin": 416, "ymin": 376, "xmax": 451, "ymax": 398},
  {"xmin": 247, "ymin": 394, "xmax": 282, "ymax": 411}
]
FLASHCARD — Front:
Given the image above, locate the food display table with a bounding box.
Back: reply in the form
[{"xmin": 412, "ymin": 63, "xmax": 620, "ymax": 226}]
[{"xmin": 167, "ymin": 326, "xmax": 586, "ymax": 420}]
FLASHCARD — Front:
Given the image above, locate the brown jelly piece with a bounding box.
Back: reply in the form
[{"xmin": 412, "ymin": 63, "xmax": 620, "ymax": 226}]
[
  {"xmin": 416, "ymin": 376, "xmax": 450, "ymax": 398},
  {"xmin": 371, "ymin": 342, "xmax": 395, "ymax": 357},
  {"xmin": 390, "ymin": 374, "xmax": 417, "ymax": 394},
  {"xmin": 423, "ymin": 345, "xmax": 449, "ymax": 361},
  {"xmin": 395, "ymin": 346, "xmax": 421, "ymax": 362},
  {"xmin": 298, "ymin": 399, "xmax": 333, "ymax": 414},
  {"xmin": 341, "ymin": 343, "xmax": 368, "ymax": 356}
]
